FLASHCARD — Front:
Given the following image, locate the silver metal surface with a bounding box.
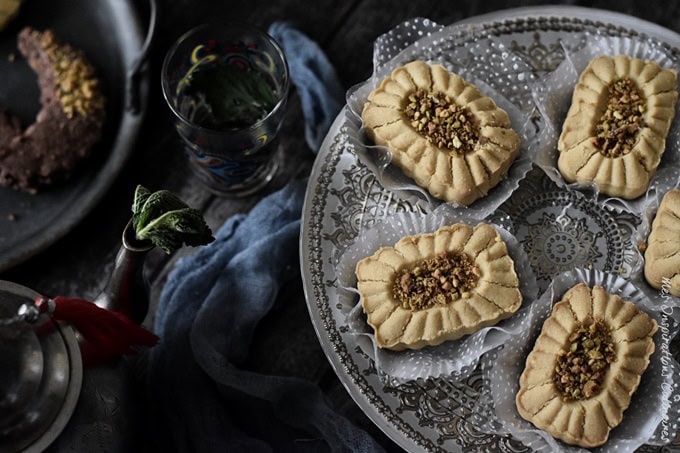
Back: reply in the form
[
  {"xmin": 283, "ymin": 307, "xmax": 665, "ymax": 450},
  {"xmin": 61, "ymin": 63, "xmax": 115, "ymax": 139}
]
[
  {"xmin": 0, "ymin": 309, "xmax": 43, "ymax": 428},
  {"xmin": 94, "ymin": 219, "xmax": 153, "ymax": 324},
  {"xmin": 300, "ymin": 7, "xmax": 680, "ymax": 451},
  {"xmin": 0, "ymin": 281, "xmax": 82, "ymax": 453}
]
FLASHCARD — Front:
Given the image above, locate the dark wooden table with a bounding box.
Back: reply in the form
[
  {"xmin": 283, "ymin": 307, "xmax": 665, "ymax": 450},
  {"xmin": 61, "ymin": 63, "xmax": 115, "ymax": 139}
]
[{"xmin": 4, "ymin": 0, "xmax": 680, "ymax": 451}]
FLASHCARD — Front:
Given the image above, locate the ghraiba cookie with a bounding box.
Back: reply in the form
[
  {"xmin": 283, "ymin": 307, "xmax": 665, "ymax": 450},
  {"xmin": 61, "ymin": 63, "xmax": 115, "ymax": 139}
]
[
  {"xmin": 516, "ymin": 283, "xmax": 657, "ymax": 448},
  {"xmin": 362, "ymin": 60, "xmax": 520, "ymax": 205},
  {"xmin": 558, "ymin": 55, "xmax": 678, "ymax": 199},
  {"xmin": 355, "ymin": 223, "xmax": 522, "ymax": 351},
  {"xmin": 644, "ymin": 189, "xmax": 680, "ymax": 296}
]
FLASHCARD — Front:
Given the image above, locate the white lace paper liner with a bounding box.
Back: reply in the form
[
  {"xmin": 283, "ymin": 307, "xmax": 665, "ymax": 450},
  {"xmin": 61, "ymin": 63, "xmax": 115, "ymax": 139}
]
[
  {"xmin": 534, "ymin": 30, "xmax": 680, "ymax": 215},
  {"xmin": 334, "ymin": 205, "xmax": 538, "ymax": 384},
  {"xmin": 344, "ymin": 18, "xmax": 539, "ymax": 217},
  {"xmin": 629, "ymin": 177, "xmax": 680, "ymax": 316},
  {"xmin": 473, "ymin": 268, "xmax": 680, "ymax": 452}
]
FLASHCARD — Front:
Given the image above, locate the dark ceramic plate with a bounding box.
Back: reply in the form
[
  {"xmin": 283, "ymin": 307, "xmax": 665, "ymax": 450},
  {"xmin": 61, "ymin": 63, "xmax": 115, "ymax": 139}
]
[{"xmin": 0, "ymin": 0, "xmax": 151, "ymax": 272}]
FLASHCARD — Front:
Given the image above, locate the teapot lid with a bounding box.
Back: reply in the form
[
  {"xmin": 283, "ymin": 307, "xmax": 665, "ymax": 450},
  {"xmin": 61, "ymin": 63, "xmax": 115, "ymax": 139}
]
[{"xmin": 0, "ymin": 280, "xmax": 82, "ymax": 453}]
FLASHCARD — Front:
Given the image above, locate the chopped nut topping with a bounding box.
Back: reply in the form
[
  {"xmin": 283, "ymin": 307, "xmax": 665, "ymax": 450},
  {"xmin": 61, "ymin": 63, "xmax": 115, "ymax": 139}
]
[
  {"xmin": 392, "ymin": 252, "xmax": 481, "ymax": 311},
  {"xmin": 594, "ymin": 78, "xmax": 646, "ymax": 158},
  {"xmin": 33, "ymin": 30, "xmax": 105, "ymax": 118},
  {"xmin": 639, "ymin": 241, "xmax": 648, "ymax": 253},
  {"xmin": 403, "ymin": 89, "xmax": 481, "ymax": 155},
  {"xmin": 554, "ymin": 319, "xmax": 616, "ymax": 401}
]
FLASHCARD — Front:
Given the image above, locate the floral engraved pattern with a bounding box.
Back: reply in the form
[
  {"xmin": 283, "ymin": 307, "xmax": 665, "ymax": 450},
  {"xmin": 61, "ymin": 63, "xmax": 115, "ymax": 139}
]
[
  {"xmin": 383, "ymin": 375, "xmax": 531, "ymax": 450},
  {"xmin": 512, "ymin": 190, "xmax": 624, "ymax": 292},
  {"xmin": 501, "ymin": 169, "xmax": 627, "ymax": 291},
  {"xmin": 385, "ymin": 378, "xmax": 475, "ymax": 444},
  {"xmin": 325, "ymin": 164, "xmax": 374, "ymax": 251},
  {"xmin": 613, "ymin": 210, "xmax": 642, "ymax": 277},
  {"xmin": 510, "ymin": 32, "xmax": 568, "ymax": 74},
  {"xmin": 325, "ymin": 156, "xmax": 421, "ymax": 262},
  {"xmin": 524, "ymin": 212, "xmax": 602, "ymax": 280}
]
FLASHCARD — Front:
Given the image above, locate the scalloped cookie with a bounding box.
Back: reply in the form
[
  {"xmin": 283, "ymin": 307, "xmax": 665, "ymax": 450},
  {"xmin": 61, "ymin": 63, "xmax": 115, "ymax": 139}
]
[
  {"xmin": 0, "ymin": 0, "xmax": 20, "ymax": 31},
  {"xmin": 516, "ymin": 283, "xmax": 657, "ymax": 448},
  {"xmin": 361, "ymin": 60, "xmax": 520, "ymax": 205},
  {"xmin": 644, "ymin": 189, "xmax": 680, "ymax": 295},
  {"xmin": 558, "ymin": 55, "xmax": 678, "ymax": 199},
  {"xmin": 354, "ymin": 223, "xmax": 522, "ymax": 351}
]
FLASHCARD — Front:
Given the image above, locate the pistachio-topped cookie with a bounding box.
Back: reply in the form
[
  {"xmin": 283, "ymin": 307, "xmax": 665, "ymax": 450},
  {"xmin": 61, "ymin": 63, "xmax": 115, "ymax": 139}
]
[
  {"xmin": 355, "ymin": 223, "xmax": 522, "ymax": 350},
  {"xmin": 0, "ymin": 0, "xmax": 20, "ymax": 31},
  {"xmin": 644, "ymin": 189, "xmax": 680, "ymax": 295},
  {"xmin": 516, "ymin": 284, "xmax": 657, "ymax": 448},
  {"xmin": 558, "ymin": 55, "xmax": 678, "ymax": 199},
  {"xmin": 362, "ymin": 61, "xmax": 520, "ymax": 205}
]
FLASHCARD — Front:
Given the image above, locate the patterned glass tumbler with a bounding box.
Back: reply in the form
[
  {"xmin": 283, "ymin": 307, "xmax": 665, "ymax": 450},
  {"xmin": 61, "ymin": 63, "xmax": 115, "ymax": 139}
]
[{"xmin": 162, "ymin": 23, "xmax": 289, "ymax": 196}]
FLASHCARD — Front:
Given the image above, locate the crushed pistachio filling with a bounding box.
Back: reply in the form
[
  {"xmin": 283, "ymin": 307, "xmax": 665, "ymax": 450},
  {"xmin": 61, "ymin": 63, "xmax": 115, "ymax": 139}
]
[
  {"xmin": 554, "ymin": 319, "xmax": 616, "ymax": 401},
  {"xmin": 34, "ymin": 30, "xmax": 104, "ymax": 118},
  {"xmin": 392, "ymin": 252, "xmax": 481, "ymax": 311},
  {"xmin": 403, "ymin": 89, "xmax": 482, "ymax": 155},
  {"xmin": 594, "ymin": 77, "xmax": 646, "ymax": 158}
]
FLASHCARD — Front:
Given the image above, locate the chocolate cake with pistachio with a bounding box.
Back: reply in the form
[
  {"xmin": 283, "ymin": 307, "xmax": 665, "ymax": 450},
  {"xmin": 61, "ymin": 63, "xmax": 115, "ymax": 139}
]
[{"xmin": 0, "ymin": 27, "xmax": 106, "ymax": 192}]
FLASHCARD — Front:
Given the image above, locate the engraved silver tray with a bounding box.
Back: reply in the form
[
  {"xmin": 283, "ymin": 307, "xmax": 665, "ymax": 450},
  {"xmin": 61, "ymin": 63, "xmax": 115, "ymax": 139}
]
[{"xmin": 300, "ymin": 6, "xmax": 680, "ymax": 452}]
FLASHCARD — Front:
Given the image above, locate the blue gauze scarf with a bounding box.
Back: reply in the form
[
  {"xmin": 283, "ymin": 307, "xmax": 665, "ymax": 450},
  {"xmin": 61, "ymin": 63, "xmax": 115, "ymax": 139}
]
[{"xmin": 146, "ymin": 23, "xmax": 385, "ymax": 452}]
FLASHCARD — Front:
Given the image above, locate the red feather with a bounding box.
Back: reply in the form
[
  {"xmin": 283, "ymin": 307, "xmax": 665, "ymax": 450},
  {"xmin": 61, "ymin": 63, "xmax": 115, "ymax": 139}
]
[{"xmin": 35, "ymin": 296, "xmax": 159, "ymax": 366}]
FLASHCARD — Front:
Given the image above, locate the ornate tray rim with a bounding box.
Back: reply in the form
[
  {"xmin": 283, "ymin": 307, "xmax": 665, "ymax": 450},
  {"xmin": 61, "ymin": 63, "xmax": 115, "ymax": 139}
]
[{"xmin": 300, "ymin": 6, "xmax": 680, "ymax": 452}]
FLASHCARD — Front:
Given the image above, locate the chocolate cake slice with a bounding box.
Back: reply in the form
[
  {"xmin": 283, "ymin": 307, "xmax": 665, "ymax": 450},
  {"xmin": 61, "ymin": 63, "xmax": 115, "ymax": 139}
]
[{"xmin": 0, "ymin": 27, "xmax": 106, "ymax": 192}]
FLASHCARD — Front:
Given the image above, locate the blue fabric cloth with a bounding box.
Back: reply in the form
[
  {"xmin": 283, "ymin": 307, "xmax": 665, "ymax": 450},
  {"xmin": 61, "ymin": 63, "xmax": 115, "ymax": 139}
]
[
  {"xmin": 146, "ymin": 23, "xmax": 384, "ymax": 452},
  {"xmin": 268, "ymin": 22, "xmax": 345, "ymax": 151}
]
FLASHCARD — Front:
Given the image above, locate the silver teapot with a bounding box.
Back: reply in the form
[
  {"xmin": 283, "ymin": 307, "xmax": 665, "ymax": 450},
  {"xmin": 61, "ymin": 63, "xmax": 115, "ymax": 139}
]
[{"xmin": 0, "ymin": 220, "xmax": 153, "ymax": 452}]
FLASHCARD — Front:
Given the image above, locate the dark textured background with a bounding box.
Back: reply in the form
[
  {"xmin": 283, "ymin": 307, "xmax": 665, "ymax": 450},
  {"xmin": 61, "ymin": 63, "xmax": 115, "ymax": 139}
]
[{"xmin": 3, "ymin": 1, "xmax": 680, "ymax": 451}]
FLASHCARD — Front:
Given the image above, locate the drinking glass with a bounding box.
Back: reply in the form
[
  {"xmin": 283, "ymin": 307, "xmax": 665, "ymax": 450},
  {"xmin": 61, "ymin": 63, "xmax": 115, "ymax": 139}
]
[{"xmin": 162, "ymin": 22, "xmax": 290, "ymax": 196}]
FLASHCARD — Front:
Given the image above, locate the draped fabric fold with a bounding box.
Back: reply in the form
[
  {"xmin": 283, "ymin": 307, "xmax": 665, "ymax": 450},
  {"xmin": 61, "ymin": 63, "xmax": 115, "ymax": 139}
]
[{"xmin": 146, "ymin": 23, "xmax": 384, "ymax": 452}]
